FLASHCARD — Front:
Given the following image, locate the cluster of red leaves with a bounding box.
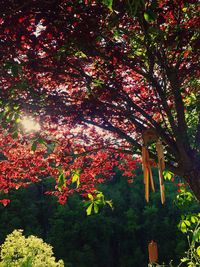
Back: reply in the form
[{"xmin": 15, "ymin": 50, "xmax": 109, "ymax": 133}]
[
  {"xmin": 176, "ymin": 182, "xmax": 186, "ymax": 193},
  {"xmin": 0, "ymin": 123, "xmax": 138, "ymax": 204}
]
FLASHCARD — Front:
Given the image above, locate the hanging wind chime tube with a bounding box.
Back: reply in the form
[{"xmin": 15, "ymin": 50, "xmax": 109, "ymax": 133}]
[
  {"xmin": 148, "ymin": 240, "xmax": 158, "ymax": 264},
  {"xmin": 149, "ymin": 165, "xmax": 155, "ymax": 192},
  {"xmin": 141, "ymin": 145, "xmax": 155, "ymax": 203},
  {"xmin": 142, "ymin": 128, "xmax": 166, "ymax": 204},
  {"xmin": 142, "ymin": 128, "xmax": 157, "ymax": 202},
  {"xmin": 142, "ymin": 146, "xmax": 149, "ymax": 202},
  {"xmin": 156, "ymin": 139, "xmax": 165, "ymax": 204}
]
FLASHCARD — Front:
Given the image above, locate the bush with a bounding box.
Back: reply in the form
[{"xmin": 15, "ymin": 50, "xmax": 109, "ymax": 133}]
[{"xmin": 0, "ymin": 230, "xmax": 64, "ymax": 267}]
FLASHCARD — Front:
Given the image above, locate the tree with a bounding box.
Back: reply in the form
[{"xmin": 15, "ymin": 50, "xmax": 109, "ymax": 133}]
[{"xmin": 0, "ymin": 0, "xmax": 199, "ymax": 202}]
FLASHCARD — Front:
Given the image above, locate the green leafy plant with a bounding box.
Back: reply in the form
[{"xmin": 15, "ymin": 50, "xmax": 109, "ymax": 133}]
[
  {"xmin": 175, "ymin": 185, "xmax": 195, "ymax": 210},
  {"xmin": 178, "ymin": 213, "xmax": 200, "ymax": 266},
  {"xmin": 148, "ymin": 185, "xmax": 200, "ymax": 267},
  {"xmin": 84, "ymin": 190, "xmax": 113, "ymax": 215},
  {"xmin": 0, "ymin": 230, "xmax": 64, "ymax": 267}
]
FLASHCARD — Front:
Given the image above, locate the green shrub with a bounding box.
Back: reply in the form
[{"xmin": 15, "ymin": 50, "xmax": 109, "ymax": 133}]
[{"xmin": 0, "ymin": 230, "xmax": 64, "ymax": 267}]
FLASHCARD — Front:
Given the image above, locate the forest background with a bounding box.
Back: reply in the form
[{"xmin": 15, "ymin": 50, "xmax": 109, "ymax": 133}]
[{"xmin": 0, "ymin": 167, "xmax": 199, "ymax": 267}]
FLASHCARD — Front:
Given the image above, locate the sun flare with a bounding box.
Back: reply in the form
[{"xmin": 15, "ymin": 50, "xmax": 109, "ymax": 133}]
[{"xmin": 21, "ymin": 116, "xmax": 41, "ymax": 132}]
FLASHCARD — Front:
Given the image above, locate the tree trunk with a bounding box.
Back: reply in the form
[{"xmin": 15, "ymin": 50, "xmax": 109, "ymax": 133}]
[{"xmin": 186, "ymin": 170, "xmax": 200, "ymax": 203}]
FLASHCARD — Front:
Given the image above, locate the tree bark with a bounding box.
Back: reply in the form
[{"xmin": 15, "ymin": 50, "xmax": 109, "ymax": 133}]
[{"xmin": 185, "ymin": 169, "xmax": 200, "ymax": 203}]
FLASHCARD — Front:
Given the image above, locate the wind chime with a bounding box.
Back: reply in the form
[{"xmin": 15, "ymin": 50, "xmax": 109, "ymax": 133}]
[
  {"xmin": 141, "ymin": 128, "xmax": 165, "ymax": 204},
  {"xmin": 148, "ymin": 240, "xmax": 158, "ymax": 264}
]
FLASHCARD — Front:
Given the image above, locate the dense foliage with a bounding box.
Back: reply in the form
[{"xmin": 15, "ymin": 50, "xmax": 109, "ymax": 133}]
[{"xmin": 0, "ymin": 169, "xmax": 199, "ymax": 267}]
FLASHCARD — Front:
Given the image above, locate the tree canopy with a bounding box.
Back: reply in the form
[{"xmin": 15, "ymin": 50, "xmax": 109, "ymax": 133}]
[{"xmin": 0, "ymin": 0, "xmax": 199, "ymax": 204}]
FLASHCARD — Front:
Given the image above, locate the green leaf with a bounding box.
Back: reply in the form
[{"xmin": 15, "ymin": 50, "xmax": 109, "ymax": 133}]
[
  {"xmin": 96, "ymin": 192, "xmax": 104, "ymax": 200},
  {"xmin": 102, "ymin": 0, "xmax": 113, "ymax": 11},
  {"xmin": 184, "ymin": 220, "xmax": 191, "ymax": 227},
  {"xmin": 46, "ymin": 143, "xmax": 55, "ymax": 154},
  {"xmin": 12, "ymin": 131, "xmax": 18, "ymax": 139},
  {"xmin": 163, "ymin": 170, "xmax": 173, "ymax": 180},
  {"xmin": 31, "ymin": 141, "xmax": 37, "ymax": 152},
  {"xmin": 144, "ymin": 10, "xmax": 156, "ymax": 23},
  {"xmin": 92, "ymin": 79, "xmax": 104, "ymax": 88},
  {"xmin": 86, "ymin": 203, "xmax": 93, "ymax": 216},
  {"xmin": 72, "ymin": 169, "xmax": 81, "ymax": 188},
  {"xmin": 191, "ymin": 215, "xmax": 198, "ymax": 223},
  {"xmin": 193, "ymin": 231, "xmax": 200, "ymax": 242},
  {"xmin": 196, "ymin": 246, "xmax": 200, "ymax": 256},
  {"xmin": 88, "ymin": 193, "xmax": 94, "ymax": 201},
  {"xmin": 181, "ymin": 258, "xmax": 188, "ymax": 262},
  {"xmin": 95, "ymin": 199, "xmax": 102, "ymax": 205},
  {"xmin": 57, "ymin": 173, "xmax": 66, "ymax": 192},
  {"xmin": 93, "ymin": 203, "xmax": 99, "ymax": 214},
  {"xmin": 106, "ymin": 200, "xmax": 113, "ymax": 209},
  {"xmin": 96, "ymin": 192, "xmax": 105, "ymax": 204},
  {"xmin": 37, "ymin": 137, "xmax": 46, "ymax": 145},
  {"xmin": 178, "ymin": 221, "xmax": 187, "ymax": 233},
  {"xmin": 75, "ymin": 51, "xmax": 87, "ymax": 58}
]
